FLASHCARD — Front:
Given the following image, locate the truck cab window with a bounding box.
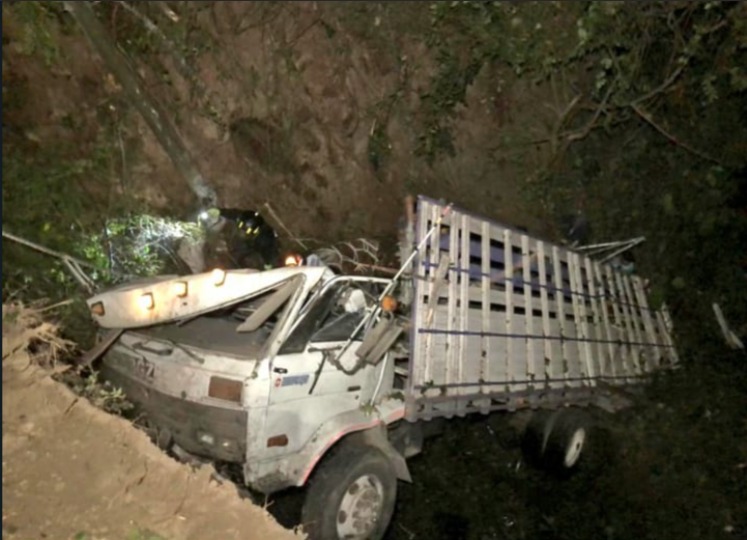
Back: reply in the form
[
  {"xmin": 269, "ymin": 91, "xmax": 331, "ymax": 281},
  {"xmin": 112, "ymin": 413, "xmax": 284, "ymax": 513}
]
[{"xmin": 280, "ymin": 283, "xmax": 371, "ymax": 354}]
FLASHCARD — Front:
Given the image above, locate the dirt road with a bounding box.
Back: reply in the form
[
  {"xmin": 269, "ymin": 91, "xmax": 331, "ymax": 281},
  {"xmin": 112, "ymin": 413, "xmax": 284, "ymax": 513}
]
[{"xmin": 2, "ymin": 304, "xmax": 303, "ymax": 540}]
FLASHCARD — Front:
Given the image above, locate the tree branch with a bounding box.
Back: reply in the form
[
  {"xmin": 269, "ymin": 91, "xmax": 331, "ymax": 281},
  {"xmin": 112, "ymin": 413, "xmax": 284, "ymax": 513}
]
[
  {"xmin": 566, "ymin": 82, "xmax": 615, "ymax": 143},
  {"xmin": 631, "ymin": 103, "xmax": 722, "ymax": 165},
  {"xmin": 117, "ymin": 2, "xmax": 208, "ymax": 100},
  {"xmin": 630, "ymin": 63, "xmax": 685, "ymax": 106},
  {"xmin": 64, "ymin": 1, "xmax": 217, "ymax": 206}
]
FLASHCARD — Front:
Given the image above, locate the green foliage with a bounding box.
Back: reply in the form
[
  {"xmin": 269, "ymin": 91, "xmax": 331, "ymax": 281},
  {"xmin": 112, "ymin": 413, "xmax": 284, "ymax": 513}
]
[
  {"xmin": 416, "ymin": 1, "xmax": 581, "ymax": 163},
  {"xmin": 2, "ymin": 135, "xmax": 202, "ymax": 348},
  {"xmin": 73, "ymin": 371, "xmax": 134, "ymax": 416},
  {"xmin": 417, "ymin": 0, "xmax": 747, "ymax": 346},
  {"xmin": 2, "ymin": 143, "xmax": 114, "ymax": 304},
  {"xmin": 87, "ymin": 215, "xmax": 204, "ymax": 282},
  {"xmin": 12, "ymin": 1, "xmax": 69, "ymax": 66}
]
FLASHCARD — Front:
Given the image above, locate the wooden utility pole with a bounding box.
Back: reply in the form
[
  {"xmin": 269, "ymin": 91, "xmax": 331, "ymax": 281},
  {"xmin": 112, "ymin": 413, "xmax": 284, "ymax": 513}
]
[{"xmin": 63, "ymin": 1, "xmax": 217, "ymax": 207}]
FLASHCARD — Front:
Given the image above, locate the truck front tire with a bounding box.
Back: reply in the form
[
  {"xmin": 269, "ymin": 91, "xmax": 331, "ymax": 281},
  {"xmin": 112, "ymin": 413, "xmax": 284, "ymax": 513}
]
[{"xmin": 301, "ymin": 444, "xmax": 397, "ymax": 540}]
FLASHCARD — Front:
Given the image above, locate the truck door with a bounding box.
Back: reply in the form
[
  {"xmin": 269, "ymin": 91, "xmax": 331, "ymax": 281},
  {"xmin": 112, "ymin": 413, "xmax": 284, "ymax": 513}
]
[{"xmin": 261, "ymin": 278, "xmax": 384, "ymax": 456}]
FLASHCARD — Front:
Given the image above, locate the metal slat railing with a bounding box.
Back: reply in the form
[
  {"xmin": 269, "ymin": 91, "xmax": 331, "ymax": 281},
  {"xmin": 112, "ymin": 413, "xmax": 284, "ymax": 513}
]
[{"xmin": 405, "ymin": 197, "xmax": 679, "ymax": 421}]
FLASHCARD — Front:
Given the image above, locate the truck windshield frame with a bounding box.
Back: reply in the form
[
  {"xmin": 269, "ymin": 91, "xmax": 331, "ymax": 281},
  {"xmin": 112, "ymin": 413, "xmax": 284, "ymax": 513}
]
[{"xmin": 279, "ymin": 276, "xmax": 391, "ymax": 355}]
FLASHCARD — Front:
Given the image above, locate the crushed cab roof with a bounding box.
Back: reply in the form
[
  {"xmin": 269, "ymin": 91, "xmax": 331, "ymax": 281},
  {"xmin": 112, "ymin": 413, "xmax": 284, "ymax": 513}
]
[{"xmin": 87, "ymin": 266, "xmax": 334, "ymax": 329}]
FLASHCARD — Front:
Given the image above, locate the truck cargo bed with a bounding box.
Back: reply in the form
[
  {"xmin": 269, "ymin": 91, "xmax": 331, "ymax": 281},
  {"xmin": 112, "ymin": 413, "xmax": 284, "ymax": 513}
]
[{"xmin": 405, "ymin": 197, "xmax": 678, "ymax": 421}]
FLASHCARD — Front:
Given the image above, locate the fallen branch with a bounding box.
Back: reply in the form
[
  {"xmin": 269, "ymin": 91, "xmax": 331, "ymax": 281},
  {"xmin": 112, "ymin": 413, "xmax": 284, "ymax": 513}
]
[
  {"xmin": 2, "ymin": 230, "xmax": 97, "ymax": 292},
  {"xmin": 2, "ymin": 231, "xmax": 94, "ymax": 268}
]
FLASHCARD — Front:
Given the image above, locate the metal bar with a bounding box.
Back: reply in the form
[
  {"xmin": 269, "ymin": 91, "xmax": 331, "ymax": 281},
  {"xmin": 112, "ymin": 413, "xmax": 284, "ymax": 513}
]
[
  {"xmin": 613, "ymin": 269, "xmax": 642, "ymax": 375},
  {"xmin": 604, "ymin": 265, "xmax": 635, "ymax": 380},
  {"xmin": 592, "ymin": 263, "xmax": 617, "ymax": 378},
  {"xmin": 551, "ymin": 245, "xmax": 570, "ymax": 387},
  {"xmin": 576, "ymin": 237, "xmax": 646, "ymax": 251},
  {"xmin": 415, "ymin": 327, "xmax": 676, "ymax": 348},
  {"xmin": 620, "ymin": 273, "xmax": 647, "ymax": 372},
  {"xmin": 412, "ymin": 372, "xmax": 650, "ymax": 392},
  {"xmin": 504, "ymin": 228, "xmax": 516, "ymax": 393},
  {"xmin": 566, "ymin": 251, "xmax": 585, "ymax": 387},
  {"xmin": 444, "ymin": 213, "xmax": 458, "ymax": 413},
  {"xmin": 521, "ymin": 235, "xmax": 536, "ymax": 388},
  {"xmin": 457, "ymin": 213, "xmax": 471, "ymax": 409},
  {"xmin": 536, "ymin": 241, "xmax": 553, "ymax": 387},
  {"xmin": 574, "ymin": 252, "xmax": 596, "ymax": 381},
  {"xmin": 599, "ymin": 237, "xmax": 646, "ymax": 264},
  {"xmin": 586, "ymin": 258, "xmax": 609, "ymax": 377},
  {"xmin": 632, "ymin": 276, "xmax": 661, "ymax": 369},
  {"xmin": 481, "ymin": 220, "xmax": 492, "ymax": 396},
  {"xmin": 418, "ymin": 260, "xmax": 663, "ymax": 313},
  {"xmin": 424, "ymin": 202, "xmax": 443, "ymax": 387},
  {"xmin": 408, "ymin": 199, "xmax": 431, "ymax": 399}
]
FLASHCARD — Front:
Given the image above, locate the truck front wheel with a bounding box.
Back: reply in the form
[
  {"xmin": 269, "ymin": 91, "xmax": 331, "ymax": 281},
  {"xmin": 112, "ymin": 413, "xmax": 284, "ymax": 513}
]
[{"xmin": 301, "ymin": 444, "xmax": 397, "ymax": 540}]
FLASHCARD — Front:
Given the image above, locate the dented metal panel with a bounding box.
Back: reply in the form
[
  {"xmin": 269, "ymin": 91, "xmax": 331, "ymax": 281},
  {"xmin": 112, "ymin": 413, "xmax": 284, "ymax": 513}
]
[
  {"xmin": 406, "ymin": 197, "xmax": 678, "ymax": 421},
  {"xmin": 87, "ymin": 266, "xmax": 332, "ymax": 329}
]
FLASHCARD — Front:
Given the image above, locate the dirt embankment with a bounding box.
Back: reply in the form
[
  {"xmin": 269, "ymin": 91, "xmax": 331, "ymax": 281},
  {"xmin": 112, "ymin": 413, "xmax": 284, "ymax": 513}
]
[{"xmin": 2, "ymin": 304, "xmax": 303, "ymax": 540}]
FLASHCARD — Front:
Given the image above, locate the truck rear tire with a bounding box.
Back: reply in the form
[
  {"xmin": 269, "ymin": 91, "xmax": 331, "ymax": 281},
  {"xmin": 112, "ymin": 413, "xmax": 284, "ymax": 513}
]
[
  {"xmin": 522, "ymin": 408, "xmax": 590, "ymax": 474},
  {"xmin": 301, "ymin": 444, "xmax": 397, "ymax": 540}
]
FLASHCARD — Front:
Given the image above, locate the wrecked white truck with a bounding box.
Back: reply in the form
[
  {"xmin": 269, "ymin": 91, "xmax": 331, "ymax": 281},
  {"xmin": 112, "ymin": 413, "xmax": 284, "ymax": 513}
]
[{"xmin": 85, "ymin": 196, "xmax": 678, "ymax": 540}]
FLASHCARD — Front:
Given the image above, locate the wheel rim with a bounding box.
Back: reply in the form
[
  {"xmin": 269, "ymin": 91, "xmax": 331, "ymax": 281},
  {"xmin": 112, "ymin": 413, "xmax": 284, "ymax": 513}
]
[
  {"xmin": 563, "ymin": 427, "xmax": 586, "ymax": 468},
  {"xmin": 336, "ymin": 473, "xmax": 385, "ymax": 539}
]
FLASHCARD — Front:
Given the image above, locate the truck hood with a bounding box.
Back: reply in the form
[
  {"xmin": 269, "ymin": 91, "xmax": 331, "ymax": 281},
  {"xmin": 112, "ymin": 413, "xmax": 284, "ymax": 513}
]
[{"xmin": 87, "ymin": 266, "xmax": 334, "ymax": 329}]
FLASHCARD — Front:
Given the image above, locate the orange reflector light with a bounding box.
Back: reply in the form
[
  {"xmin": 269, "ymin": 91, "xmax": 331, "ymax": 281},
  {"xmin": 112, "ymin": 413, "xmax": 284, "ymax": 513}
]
[
  {"xmin": 267, "ymin": 434, "xmax": 289, "ymax": 448},
  {"xmin": 208, "ymin": 376, "xmax": 242, "ymax": 403},
  {"xmin": 284, "ymin": 254, "xmax": 302, "ymax": 267},
  {"xmin": 212, "ymin": 268, "xmax": 226, "ymax": 286},
  {"xmin": 139, "ymin": 293, "xmax": 155, "ymax": 311},
  {"xmin": 174, "ymin": 281, "xmax": 188, "ymax": 297},
  {"xmin": 90, "ymin": 302, "xmax": 105, "ymax": 316},
  {"xmin": 381, "ymin": 295, "xmax": 398, "ymax": 313}
]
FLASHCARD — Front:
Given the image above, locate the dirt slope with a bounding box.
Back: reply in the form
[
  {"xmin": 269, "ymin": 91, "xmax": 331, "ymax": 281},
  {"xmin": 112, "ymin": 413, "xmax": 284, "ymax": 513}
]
[{"xmin": 2, "ymin": 305, "xmax": 303, "ymax": 540}]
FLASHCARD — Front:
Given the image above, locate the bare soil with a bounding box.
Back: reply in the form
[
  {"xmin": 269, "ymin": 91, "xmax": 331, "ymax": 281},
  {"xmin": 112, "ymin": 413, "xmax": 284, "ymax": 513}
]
[{"xmin": 2, "ymin": 306, "xmax": 303, "ymax": 540}]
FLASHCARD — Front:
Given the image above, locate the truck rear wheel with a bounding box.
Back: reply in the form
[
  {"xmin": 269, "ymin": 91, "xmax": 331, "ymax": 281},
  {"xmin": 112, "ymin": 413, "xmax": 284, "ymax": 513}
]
[
  {"xmin": 522, "ymin": 408, "xmax": 590, "ymax": 473},
  {"xmin": 301, "ymin": 444, "xmax": 397, "ymax": 540}
]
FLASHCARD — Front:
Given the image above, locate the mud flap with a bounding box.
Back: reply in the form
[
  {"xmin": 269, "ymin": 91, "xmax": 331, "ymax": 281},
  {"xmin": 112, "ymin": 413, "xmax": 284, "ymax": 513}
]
[{"xmin": 355, "ymin": 425, "xmax": 412, "ymax": 483}]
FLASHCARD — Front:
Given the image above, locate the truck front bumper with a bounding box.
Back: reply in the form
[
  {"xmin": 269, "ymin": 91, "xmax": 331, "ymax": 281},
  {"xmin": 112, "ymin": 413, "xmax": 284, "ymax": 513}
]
[{"xmin": 102, "ymin": 363, "xmax": 248, "ymax": 463}]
